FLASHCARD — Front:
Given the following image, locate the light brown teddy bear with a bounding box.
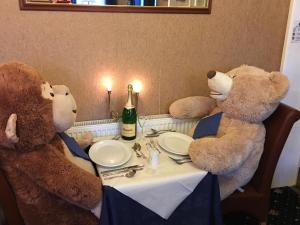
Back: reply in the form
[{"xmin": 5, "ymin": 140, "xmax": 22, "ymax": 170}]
[
  {"xmin": 169, "ymin": 65, "xmax": 289, "ymax": 199},
  {"xmin": 0, "ymin": 62, "xmax": 101, "ymax": 225}
]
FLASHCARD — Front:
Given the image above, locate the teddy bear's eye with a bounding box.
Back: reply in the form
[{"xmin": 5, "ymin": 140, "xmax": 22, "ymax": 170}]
[
  {"xmin": 50, "ymin": 84, "xmax": 53, "ymax": 88},
  {"xmin": 232, "ymin": 75, "xmax": 237, "ymax": 79},
  {"xmin": 65, "ymin": 92, "xmax": 69, "ymax": 96}
]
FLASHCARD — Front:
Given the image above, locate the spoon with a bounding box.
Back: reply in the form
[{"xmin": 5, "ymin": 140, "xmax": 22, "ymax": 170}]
[
  {"xmin": 104, "ymin": 169, "xmax": 136, "ymax": 180},
  {"xmin": 132, "ymin": 143, "xmax": 142, "ymax": 157},
  {"xmin": 133, "ymin": 143, "xmax": 147, "ymax": 159}
]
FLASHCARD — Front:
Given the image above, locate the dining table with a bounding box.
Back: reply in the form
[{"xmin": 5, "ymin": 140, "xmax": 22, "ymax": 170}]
[{"xmin": 89, "ymin": 131, "xmax": 223, "ymax": 225}]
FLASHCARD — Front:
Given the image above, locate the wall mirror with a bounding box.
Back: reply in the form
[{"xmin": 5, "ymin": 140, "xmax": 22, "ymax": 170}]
[{"xmin": 19, "ymin": 0, "xmax": 211, "ymax": 14}]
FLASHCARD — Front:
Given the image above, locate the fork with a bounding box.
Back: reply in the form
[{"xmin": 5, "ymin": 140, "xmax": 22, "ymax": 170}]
[{"xmin": 149, "ymin": 138, "xmax": 161, "ymax": 154}]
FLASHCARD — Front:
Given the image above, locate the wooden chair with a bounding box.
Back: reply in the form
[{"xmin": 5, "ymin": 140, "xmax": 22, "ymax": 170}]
[
  {"xmin": 0, "ymin": 169, "xmax": 24, "ymax": 225},
  {"xmin": 222, "ymin": 103, "xmax": 300, "ymax": 225}
]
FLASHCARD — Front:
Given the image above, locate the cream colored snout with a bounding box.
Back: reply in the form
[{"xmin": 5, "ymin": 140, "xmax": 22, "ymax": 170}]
[
  {"xmin": 207, "ymin": 71, "xmax": 233, "ymax": 101},
  {"xmin": 52, "ymin": 85, "xmax": 77, "ymax": 132}
]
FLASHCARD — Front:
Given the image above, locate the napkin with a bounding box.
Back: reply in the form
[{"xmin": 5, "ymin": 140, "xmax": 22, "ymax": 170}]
[
  {"xmin": 192, "ymin": 112, "xmax": 223, "ymax": 139},
  {"xmin": 58, "ymin": 132, "xmax": 91, "ymax": 161}
]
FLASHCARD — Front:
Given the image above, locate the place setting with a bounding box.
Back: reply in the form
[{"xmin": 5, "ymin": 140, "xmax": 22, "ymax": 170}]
[
  {"xmin": 154, "ymin": 131, "xmax": 193, "ymax": 164},
  {"xmin": 88, "ymin": 139, "xmax": 146, "ymax": 180}
]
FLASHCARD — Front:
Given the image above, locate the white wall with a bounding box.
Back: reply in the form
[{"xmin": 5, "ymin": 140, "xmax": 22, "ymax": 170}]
[{"xmin": 273, "ymin": 0, "xmax": 300, "ymax": 187}]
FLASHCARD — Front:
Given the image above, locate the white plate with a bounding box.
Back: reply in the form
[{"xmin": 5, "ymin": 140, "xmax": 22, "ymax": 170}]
[
  {"xmin": 89, "ymin": 140, "xmax": 132, "ymax": 167},
  {"xmin": 158, "ymin": 132, "xmax": 193, "ymax": 155}
]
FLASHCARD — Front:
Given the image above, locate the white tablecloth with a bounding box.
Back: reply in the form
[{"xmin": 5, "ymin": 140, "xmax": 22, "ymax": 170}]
[{"xmin": 95, "ymin": 137, "xmax": 207, "ymax": 219}]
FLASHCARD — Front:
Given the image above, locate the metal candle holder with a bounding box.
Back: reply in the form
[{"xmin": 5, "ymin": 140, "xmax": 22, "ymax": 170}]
[
  {"xmin": 107, "ymin": 90, "xmax": 119, "ymax": 120},
  {"xmin": 134, "ymin": 92, "xmax": 139, "ymax": 113}
]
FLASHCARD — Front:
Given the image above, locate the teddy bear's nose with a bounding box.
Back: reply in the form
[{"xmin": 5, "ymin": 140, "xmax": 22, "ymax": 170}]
[{"xmin": 207, "ymin": 71, "xmax": 216, "ymax": 79}]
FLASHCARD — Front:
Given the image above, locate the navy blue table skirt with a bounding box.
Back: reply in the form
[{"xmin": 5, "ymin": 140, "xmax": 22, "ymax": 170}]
[{"xmin": 100, "ymin": 173, "xmax": 222, "ymax": 225}]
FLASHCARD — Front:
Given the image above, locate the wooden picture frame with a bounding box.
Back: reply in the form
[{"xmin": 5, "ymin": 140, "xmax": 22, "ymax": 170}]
[{"xmin": 19, "ymin": 0, "xmax": 212, "ymax": 14}]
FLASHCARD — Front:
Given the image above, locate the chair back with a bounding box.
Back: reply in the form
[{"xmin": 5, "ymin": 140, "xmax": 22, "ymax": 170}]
[
  {"xmin": 0, "ymin": 169, "xmax": 24, "ymax": 225},
  {"xmin": 250, "ymin": 103, "xmax": 300, "ymax": 193}
]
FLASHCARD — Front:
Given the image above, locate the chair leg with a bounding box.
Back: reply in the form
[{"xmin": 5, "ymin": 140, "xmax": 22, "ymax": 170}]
[{"xmin": 0, "ymin": 203, "xmax": 6, "ymax": 225}]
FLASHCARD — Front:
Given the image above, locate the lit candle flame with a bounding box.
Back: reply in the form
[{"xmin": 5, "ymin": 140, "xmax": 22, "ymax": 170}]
[
  {"xmin": 103, "ymin": 78, "xmax": 113, "ymax": 92},
  {"xmin": 132, "ymin": 80, "xmax": 142, "ymax": 93}
]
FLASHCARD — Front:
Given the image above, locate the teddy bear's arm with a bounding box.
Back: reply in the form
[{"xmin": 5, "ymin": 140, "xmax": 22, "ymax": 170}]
[
  {"xmin": 18, "ymin": 145, "xmax": 102, "ymax": 209},
  {"xmin": 189, "ymin": 136, "xmax": 252, "ymax": 175},
  {"xmin": 189, "ymin": 124, "xmax": 264, "ymax": 175},
  {"xmin": 169, "ymin": 96, "xmax": 216, "ymax": 119}
]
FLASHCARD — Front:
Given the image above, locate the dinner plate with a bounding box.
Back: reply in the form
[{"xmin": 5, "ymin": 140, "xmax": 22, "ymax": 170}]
[
  {"xmin": 158, "ymin": 132, "xmax": 193, "ymax": 155},
  {"xmin": 89, "ymin": 140, "xmax": 132, "ymax": 167}
]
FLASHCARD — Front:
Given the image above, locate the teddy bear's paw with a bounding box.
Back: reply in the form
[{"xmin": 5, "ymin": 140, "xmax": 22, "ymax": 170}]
[
  {"xmin": 82, "ymin": 132, "xmax": 93, "ymax": 143},
  {"xmin": 77, "ymin": 132, "xmax": 94, "ymax": 149},
  {"xmin": 169, "ymin": 96, "xmax": 216, "ymax": 119}
]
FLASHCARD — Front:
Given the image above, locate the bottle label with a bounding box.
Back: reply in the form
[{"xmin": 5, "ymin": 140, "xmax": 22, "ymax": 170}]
[{"xmin": 122, "ymin": 124, "xmax": 136, "ymax": 137}]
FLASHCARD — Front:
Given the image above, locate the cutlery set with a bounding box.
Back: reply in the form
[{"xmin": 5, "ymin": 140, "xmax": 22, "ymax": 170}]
[
  {"xmin": 147, "ymin": 133, "xmax": 192, "ymax": 165},
  {"xmin": 104, "ymin": 169, "xmax": 137, "ymax": 180},
  {"xmin": 101, "ymin": 164, "xmax": 144, "ymax": 180}
]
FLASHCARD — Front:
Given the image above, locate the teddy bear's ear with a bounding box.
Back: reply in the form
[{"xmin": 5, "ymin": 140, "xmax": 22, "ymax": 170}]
[
  {"xmin": 5, "ymin": 114, "xmax": 19, "ymax": 144},
  {"xmin": 268, "ymin": 72, "xmax": 289, "ymax": 102}
]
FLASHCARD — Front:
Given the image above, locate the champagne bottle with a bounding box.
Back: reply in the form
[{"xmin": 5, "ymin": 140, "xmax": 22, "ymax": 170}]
[{"xmin": 121, "ymin": 84, "xmax": 137, "ymax": 140}]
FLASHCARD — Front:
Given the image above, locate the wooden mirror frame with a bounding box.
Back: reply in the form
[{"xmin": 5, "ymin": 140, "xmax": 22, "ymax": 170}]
[{"xmin": 19, "ymin": 0, "xmax": 212, "ymax": 14}]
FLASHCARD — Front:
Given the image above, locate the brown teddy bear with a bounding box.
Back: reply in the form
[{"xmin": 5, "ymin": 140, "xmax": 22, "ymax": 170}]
[
  {"xmin": 169, "ymin": 65, "xmax": 289, "ymax": 199},
  {"xmin": 0, "ymin": 62, "xmax": 102, "ymax": 225}
]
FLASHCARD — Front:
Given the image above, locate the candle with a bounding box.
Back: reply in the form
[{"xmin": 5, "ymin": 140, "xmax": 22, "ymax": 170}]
[{"xmin": 102, "ymin": 77, "xmax": 113, "ymax": 118}]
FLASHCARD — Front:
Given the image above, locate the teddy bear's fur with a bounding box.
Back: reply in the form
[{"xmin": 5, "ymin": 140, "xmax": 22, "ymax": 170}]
[
  {"xmin": 169, "ymin": 65, "xmax": 289, "ymax": 199},
  {"xmin": 0, "ymin": 62, "xmax": 101, "ymax": 225}
]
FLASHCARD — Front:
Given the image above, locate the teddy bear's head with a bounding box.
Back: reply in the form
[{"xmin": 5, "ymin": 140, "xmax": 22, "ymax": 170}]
[
  {"xmin": 208, "ymin": 65, "xmax": 289, "ymax": 123},
  {"xmin": 52, "ymin": 85, "xmax": 77, "ymax": 132},
  {"xmin": 0, "ymin": 62, "xmax": 77, "ymax": 151}
]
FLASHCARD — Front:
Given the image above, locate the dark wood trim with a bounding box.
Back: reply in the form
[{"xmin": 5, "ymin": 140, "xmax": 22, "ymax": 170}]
[{"xmin": 19, "ymin": 0, "xmax": 212, "ymax": 14}]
